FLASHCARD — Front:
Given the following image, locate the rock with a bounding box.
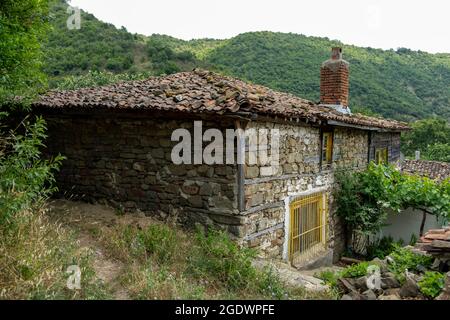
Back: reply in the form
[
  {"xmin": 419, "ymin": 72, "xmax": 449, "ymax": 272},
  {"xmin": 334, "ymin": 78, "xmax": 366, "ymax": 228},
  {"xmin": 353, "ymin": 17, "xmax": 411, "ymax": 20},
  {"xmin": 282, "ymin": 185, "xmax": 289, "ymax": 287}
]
[
  {"xmin": 208, "ymin": 196, "xmax": 234, "ymax": 211},
  {"xmin": 354, "ymin": 276, "xmax": 368, "ymax": 291},
  {"xmin": 378, "ymin": 294, "xmax": 400, "ymax": 300},
  {"xmin": 159, "ymin": 211, "xmax": 168, "ymax": 219},
  {"xmin": 132, "ymin": 162, "xmax": 144, "ymax": 172},
  {"xmin": 260, "ymin": 166, "xmax": 275, "ymax": 176},
  {"xmin": 187, "ymin": 195, "xmax": 203, "ymax": 208},
  {"xmin": 181, "ymin": 182, "xmax": 199, "ymax": 195},
  {"xmin": 384, "ymin": 288, "xmax": 400, "ymax": 296},
  {"xmin": 248, "ymin": 193, "xmax": 264, "ymax": 207},
  {"xmin": 386, "ymin": 256, "xmax": 395, "ymax": 265},
  {"xmin": 381, "ymin": 276, "xmax": 400, "ymax": 289},
  {"xmin": 245, "ymin": 166, "xmax": 259, "ymax": 179},
  {"xmin": 338, "ymin": 278, "xmax": 358, "ymax": 294},
  {"xmin": 199, "ymin": 183, "xmax": 213, "ymax": 196},
  {"xmin": 371, "ymin": 258, "xmax": 389, "ymax": 273},
  {"xmin": 363, "ymin": 289, "xmax": 377, "ymax": 300},
  {"xmin": 399, "ymin": 278, "xmax": 420, "ymax": 298},
  {"xmin": 340, "ymin": 291, "xmax": 365, "ymax": 300},
  {"xmin": 383, "ymin": 272, "xmax": 396, "ymax": 278}
]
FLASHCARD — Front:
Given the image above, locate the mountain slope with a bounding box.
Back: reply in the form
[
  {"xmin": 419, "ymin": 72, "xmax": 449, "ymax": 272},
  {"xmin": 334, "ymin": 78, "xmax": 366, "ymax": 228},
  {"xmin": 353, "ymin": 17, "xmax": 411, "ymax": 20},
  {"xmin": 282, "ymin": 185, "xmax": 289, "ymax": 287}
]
[
  {"xmin": 204, "ymin": 32, "xmax": 450, "ymax": 121},
  {"xmin": 44, "ymin": 1, "xmax": 450, "ymax": 122}
]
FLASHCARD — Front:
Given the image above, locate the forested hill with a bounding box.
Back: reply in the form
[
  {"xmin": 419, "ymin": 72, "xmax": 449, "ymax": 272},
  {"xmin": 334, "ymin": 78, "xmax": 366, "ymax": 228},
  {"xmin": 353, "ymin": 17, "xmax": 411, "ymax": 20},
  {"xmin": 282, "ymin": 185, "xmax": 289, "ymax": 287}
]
[{"xmin": 45, "ymin": 0, "xmax": 450, "ymax": 122}]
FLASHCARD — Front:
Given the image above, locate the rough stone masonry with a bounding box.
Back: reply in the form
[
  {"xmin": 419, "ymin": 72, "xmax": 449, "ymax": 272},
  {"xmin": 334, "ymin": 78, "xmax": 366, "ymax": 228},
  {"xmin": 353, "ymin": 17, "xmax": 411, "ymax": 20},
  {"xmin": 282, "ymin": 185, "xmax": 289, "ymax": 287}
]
[{"xmin": 35, "ymin": 48, "xmax": 408, "ymax": 265}]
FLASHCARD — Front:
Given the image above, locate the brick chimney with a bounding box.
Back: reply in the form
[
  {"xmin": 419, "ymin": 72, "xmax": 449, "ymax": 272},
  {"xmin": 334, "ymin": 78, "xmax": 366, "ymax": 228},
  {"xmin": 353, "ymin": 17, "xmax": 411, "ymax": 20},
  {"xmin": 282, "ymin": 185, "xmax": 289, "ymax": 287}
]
[{"xmin": 320, "ymin": 47, "xmax": 350, "ymax": 114}]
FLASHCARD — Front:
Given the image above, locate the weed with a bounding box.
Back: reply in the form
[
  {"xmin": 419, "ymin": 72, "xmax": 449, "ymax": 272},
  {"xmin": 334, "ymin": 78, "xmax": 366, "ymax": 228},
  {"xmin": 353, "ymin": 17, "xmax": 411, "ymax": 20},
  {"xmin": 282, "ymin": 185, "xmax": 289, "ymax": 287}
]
[
  {"xmin": 189, "ymin": 229, "xmax": 257, "ymax": 291},
  {"xmin": 388, "ymin": 247, "xmax": 433, "ymax": 283},
  {"xmin": 418, "ymin": 271, "xmax": 445, "ymax": 298},
  {"xmin": 0, "ymin": 208, "xmax": 110, "ymax": 299},
  {"xmin": 137, "ymin": 224, "xmax": 177, "ymax": 264}
]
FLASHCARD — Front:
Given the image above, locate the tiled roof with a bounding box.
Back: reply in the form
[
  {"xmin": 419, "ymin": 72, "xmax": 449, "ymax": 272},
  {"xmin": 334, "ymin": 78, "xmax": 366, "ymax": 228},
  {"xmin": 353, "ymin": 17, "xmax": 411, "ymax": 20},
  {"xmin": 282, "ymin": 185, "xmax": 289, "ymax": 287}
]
[
  {"xmin": 34, "ymin": 69, "xmax": 409, "ymax": 131},
  {"xmin": 401, "ymin": 160, "xmax": 450, "ymax": 182}
]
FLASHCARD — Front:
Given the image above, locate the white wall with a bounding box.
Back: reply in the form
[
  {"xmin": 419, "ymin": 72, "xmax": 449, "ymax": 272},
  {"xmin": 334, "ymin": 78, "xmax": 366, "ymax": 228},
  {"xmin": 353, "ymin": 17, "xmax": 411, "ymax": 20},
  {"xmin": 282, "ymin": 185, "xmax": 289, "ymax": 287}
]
[{"xmin": 380, "ymin": 208, "xmax": 445, "ymax": 244}]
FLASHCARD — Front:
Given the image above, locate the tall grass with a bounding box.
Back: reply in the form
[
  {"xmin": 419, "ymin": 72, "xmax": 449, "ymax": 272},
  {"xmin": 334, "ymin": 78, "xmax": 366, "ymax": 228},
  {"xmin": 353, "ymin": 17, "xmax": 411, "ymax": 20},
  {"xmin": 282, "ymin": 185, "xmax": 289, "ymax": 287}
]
[
  {"xmin": 0, "ymin": 207, "xmax": 110, "ymax": 299},
  {"xmin": 99, "ymin": 222, "xmax": 329, "ymax": 300},
  {"xmin": 0, "ymin": 117, "xmax": 109, "ymax": 299}
]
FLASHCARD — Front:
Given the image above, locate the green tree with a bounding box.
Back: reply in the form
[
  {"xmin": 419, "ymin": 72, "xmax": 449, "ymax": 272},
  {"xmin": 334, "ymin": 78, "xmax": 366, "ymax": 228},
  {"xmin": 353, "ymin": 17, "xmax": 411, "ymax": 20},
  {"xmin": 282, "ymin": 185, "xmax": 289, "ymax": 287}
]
[
  {"xmin": 1, "ymin": 1, "xmax": 62, "ymax": 230},
  {"xmin": 425, "ymin": 143, "xmax": 450, "ymax": 162},
  {"xmin": 0, "ymin": 0, "xmax": 50, "ymax": 108},
  {"xmin": 401, "ymin": 118, "xmax": 450, "ymax": 162}
]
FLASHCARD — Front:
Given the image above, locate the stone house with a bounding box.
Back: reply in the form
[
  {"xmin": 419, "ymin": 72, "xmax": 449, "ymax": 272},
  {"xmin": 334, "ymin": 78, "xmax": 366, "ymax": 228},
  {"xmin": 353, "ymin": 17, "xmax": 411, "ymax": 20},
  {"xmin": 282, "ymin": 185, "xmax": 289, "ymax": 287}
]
[{"xmin": 34, "ymin": 48, "xmax": 409, "ymax": 267}]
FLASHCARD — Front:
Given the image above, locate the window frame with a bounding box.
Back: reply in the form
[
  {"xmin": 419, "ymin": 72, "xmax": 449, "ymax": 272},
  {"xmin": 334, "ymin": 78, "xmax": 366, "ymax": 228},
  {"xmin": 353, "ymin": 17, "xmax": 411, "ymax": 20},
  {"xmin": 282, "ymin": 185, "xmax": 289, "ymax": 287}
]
[
  {"xmin": 288, "ymin": 191, "xmax": 328, "ymax": 266},
  {"xmin": 375, "ymin": 147, "xmax": 388, "ymax": 164},
  {"xmin": 321, "ymin": 130, "xmax": 334, "ymax": 165}
]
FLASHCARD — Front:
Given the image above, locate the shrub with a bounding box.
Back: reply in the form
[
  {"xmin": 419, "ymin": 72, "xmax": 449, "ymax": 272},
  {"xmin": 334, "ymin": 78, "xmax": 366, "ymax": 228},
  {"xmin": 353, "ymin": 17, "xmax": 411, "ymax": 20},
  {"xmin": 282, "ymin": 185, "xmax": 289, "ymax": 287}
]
[
  {"xmin": 190, "ymin": 229, "xmax": 257, "ymax": 291},
  {"xmin": 256, "ymin": 266, "xmax": 286, "ymax": 300},
  {"xmin": 340, "ymin": 262, "xmax": 375, "ymax": 278},
  {"xmin": 316, "ymin": 270, "xmax": 339, "ymax": 288},
  {"xmin": 111, "ymin": 223, "xmax": 177, "ymax": 265},
  {"xmin": 0, "ymin": 208, "xmax": 109, "ymax": 299},
  {"xmin": 0, "ymin": 117, "xmax": 63, "ymax": 228},
  {"xmin": 137, "ymin": 224, "xmax": 177, "ymax": 264},
  {"xmin": 418, "ymin": 271, "xmax": 445, "ymax": 298},
  {"xmin": 366, "ymin": 236, "xmax": 402, "ymax": 260},
  {"xmin": 388, "ymin": 247, "xmax": 433, "ymax": 282},
  {"xmin": 335, "ymin": 163, "xmax": 450, "ymax": 252}
]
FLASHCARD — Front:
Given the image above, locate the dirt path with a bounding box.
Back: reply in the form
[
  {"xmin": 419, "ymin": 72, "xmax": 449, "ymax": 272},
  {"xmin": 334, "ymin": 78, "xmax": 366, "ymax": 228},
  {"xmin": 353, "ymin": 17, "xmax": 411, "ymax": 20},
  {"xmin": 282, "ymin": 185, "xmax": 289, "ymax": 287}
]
[
  {"xmin": 76, "ymin": 231, "xmax": 129, "ymax": 300},
  {"xmin": 47, "ymin": 199, "xmax": 154, "ymax": 300}
]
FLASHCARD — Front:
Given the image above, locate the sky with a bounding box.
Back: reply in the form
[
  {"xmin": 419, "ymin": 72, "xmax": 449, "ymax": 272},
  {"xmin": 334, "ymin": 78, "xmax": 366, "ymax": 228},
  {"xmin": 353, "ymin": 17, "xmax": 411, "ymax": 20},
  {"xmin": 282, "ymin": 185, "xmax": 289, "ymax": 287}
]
[{"xmin": 69, "ymin": 0, "xmax": 450, "ymax": 53}]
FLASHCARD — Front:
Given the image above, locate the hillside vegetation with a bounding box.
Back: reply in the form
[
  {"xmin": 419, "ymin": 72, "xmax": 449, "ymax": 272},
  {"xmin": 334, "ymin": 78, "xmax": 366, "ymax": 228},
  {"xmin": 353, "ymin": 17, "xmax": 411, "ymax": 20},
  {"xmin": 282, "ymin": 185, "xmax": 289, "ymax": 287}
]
[{"xmin": 45, "ymin": 1, "xmax": 450, "ymax": 122}]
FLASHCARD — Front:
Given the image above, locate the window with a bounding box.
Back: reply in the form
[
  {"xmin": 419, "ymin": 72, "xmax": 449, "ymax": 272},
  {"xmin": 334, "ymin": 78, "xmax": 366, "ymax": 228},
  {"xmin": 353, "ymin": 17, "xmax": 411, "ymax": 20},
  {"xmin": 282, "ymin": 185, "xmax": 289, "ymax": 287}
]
[
  {"xmin": 375, "ymin": 147, "xmax": 388, "ymax": 164},
  {"xmin": 289, "ymin": 192, "xmax": 327, "ymax": 266},
  {"xmin": 321, "ymin": 131, "xmax": 333, "ymax": 164}
]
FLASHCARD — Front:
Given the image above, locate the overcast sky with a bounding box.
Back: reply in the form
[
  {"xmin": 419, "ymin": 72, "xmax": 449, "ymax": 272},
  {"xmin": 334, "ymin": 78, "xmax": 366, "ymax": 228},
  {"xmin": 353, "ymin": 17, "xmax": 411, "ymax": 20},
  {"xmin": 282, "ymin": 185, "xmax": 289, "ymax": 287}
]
[{"xmin": 69, "ymin": 0, "xmax": 450, "ymax": 53}]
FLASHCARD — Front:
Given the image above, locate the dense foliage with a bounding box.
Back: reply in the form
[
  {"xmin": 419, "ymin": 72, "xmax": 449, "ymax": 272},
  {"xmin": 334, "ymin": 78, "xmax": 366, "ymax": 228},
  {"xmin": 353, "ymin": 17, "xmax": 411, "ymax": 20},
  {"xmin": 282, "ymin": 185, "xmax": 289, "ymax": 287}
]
[
  {"xmin": 45, "ymin": 0, "xmax": 138, "ymax": 81},
  {"xmin": 401, "ymin": 118, "xmax": 450, "ymax": 162},
  {"xmin": 0, "ymin": 0, "xmax": 50, "ymax": 107},
  {"xmin": 54, "ymin": 70, "xmax": 152, "ymax": 90},
  {"xmin": 43, "ymin": 2, "xmax": 450, "ymax": 121},
  {"xmin": 418, "ymin": 271, "xmax": 446, "ymax": 298},
  {"xmin": 205, "ymin": 33, "xmax": 450, "ymax": 122},
  {"xmin": 0, "ymin": 117, "xmax": 63, "ymax": 228},
  {"xmin": 388, "ymin": 246, "xmax": 434, "ymax": 283},
  {"xmin": 335, "ymin": 163, "xmax": 450, "ymax": 238}
]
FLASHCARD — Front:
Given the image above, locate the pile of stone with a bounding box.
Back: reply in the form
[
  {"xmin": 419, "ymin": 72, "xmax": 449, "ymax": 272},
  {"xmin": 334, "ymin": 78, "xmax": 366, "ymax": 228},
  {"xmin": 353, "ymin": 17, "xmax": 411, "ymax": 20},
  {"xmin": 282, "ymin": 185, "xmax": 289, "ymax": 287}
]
[
  {"xmin": 339, "ymin": 247, "xmax": 450, "ymax": 300},
  {"xmin": 339, "ymin": 257, "xmax": 427, "ymax": 300},
  {"xmin": 416, "ymin": 227, "xmax": 450, "ymax": 272}
]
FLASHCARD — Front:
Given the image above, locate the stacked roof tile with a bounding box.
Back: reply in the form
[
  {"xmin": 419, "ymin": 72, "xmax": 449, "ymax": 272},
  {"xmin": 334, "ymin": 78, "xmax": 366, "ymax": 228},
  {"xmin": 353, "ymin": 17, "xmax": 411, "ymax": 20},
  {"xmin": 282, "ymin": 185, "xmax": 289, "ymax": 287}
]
[
  {"xmin": 34, "ymin": 69, "xmax": 409, "ymax": 131},
  {"xmin": 401, "ymin": 160, "xmax": 450, "ymax": 182}
]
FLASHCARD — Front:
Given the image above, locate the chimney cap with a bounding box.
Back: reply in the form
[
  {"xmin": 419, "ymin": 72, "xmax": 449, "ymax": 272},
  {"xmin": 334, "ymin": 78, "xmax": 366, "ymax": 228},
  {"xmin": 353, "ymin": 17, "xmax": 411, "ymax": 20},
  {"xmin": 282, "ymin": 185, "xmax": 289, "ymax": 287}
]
[
  {"xmin": 322, "ymin": 47, "xmax": 349, "ymax": 68},
  {"xmin": 331, "ymin": 47, "xmax": 343, "ymax": 60}
]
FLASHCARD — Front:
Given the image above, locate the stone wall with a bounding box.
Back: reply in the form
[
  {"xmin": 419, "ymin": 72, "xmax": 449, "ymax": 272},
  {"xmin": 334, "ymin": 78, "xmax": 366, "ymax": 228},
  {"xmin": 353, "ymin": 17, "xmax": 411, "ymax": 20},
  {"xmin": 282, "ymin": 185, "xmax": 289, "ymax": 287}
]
[
  {"xmin": 241, "ymin": 122, "xmax": 369, "ymax": 261},
  {"xmin": 44, "ymin": 114, "xmax": 241, "ymax": 230},
  {"xmin": 44, "ymin": 112, "xmax": 402, "ymax": 265}
]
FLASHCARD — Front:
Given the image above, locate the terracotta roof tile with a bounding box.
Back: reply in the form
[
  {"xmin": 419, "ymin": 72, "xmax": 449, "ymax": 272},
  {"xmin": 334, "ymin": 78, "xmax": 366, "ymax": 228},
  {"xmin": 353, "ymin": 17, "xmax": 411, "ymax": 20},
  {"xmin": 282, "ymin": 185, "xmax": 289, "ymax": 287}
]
[
  {"xmin": 401, "ymin": 160, "xmax": 450, "ymax": 182},
  {"xmin": 34, "ymin": 69, "xmax": 409, "ymax": 131}
]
